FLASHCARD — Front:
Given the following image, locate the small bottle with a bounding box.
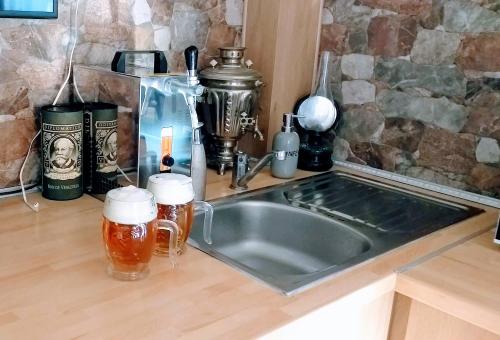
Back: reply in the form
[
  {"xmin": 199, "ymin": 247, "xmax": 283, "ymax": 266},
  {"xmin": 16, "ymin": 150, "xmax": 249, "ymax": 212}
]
[{"xmin": 271, "ymin": 113, "xmax": 300, "ymax": 179}]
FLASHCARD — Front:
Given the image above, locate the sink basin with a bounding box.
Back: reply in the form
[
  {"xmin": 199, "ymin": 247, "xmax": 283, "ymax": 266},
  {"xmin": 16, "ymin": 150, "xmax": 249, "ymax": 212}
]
[
  {"xmin": 192, "ymin": 200, "xmax": 370, "ymax": 278},
  {"xmin": 189, "ymin": 171, "xmax": 482, "ymax": 295}
]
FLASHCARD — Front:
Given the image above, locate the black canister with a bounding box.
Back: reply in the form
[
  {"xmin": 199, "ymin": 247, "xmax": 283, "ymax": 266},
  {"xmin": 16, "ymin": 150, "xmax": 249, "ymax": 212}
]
[
  {"xmin": 41, "ymin": 104, "xmax": 84, "ymax": 200},
  {"xmin": 83, "ymin": 102, "xmax": 118, "ymax": 194}
]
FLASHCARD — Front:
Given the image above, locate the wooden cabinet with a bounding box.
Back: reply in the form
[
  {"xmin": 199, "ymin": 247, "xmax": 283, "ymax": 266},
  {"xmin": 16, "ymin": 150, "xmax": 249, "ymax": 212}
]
[
  {"xmin": 389, "ymin": 293, "xmax": 500, "ymax": 340},
  {"xmin": 262, "ymin": 275, "xmax": 396, "ymax": 340},
  {"xmin": 241, "ymin": 0, "xmax": 323, "ymax": 155},
  {"xmin": 389, "ymin": 230, "xmax": 500, "ymax": 340}
]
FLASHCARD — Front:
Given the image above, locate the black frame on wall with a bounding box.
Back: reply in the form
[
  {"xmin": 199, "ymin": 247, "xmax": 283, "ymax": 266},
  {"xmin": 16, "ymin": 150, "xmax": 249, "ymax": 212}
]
[{"xmin": 0, "ymin": 0, "xmax": 58, "ymax": 19}]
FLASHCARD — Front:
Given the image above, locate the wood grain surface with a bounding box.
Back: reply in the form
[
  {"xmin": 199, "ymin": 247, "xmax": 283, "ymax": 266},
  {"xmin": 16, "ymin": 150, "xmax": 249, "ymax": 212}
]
[
  {"xmin": 396, "ymin": 229, "xmax": 500, "ymax": 336},
  {"xmin": 241, "ymin": 0, "xmax": 323, "ymax": 155},
  {"xmin": 0, "ymin": 168, "xmax": 497, "ymax": 339}
]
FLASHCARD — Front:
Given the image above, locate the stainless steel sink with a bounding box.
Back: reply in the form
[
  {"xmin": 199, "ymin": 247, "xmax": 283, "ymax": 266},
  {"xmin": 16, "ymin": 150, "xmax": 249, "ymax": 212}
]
[{"xmin": 188, "ymin": 171, "xmax": 482, "ymax": 295}]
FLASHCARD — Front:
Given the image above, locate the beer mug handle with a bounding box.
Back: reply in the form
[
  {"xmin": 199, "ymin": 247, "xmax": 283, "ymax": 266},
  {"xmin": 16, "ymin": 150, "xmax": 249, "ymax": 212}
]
[
  {"xmin": 157, "ymin": 219, "xmax": 179, "ymax": 268},
  {"xmin": 194, "ymin": 201, "xmax": 214, "ymax": 245}
]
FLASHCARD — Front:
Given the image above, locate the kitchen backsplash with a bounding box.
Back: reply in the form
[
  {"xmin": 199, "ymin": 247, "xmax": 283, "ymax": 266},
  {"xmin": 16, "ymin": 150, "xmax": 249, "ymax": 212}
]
[
  {"xmin": 322, "ymin": 0, "xmax": 500, "ymax": 198},
  {"xmin": 0, "ymin": 0, "xmax": 242, "ymax": 190}
]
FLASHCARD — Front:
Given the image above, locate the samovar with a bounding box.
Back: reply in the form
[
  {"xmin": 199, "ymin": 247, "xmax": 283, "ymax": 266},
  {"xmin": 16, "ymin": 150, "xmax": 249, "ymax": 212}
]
[{"xmin": 198, "ymin": 47, "xmax": 263, "ymax": 175}]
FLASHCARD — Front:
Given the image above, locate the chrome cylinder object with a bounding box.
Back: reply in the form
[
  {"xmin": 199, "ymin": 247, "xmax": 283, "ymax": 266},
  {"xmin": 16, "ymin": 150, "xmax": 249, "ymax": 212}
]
[{"xmin": 199, "ymin": 47, "xmax": 263, "ymax": 175}]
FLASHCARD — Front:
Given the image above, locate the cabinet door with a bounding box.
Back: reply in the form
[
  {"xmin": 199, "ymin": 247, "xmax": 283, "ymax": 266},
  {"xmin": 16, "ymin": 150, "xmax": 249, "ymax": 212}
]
[
  {"xmin": 389, "ymin": 294, "xmax": 500, "ymax": 340},
  {"xmin": 262, "ymin": 276, "xmax": 395, "ymax": 340}
]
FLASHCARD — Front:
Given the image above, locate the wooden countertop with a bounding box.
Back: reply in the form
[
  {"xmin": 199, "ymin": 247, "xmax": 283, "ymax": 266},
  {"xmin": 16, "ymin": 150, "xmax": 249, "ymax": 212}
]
[
  {"xmin": 396, "ymin": 229, "xmax": 500, "ymax": 335},
  {"xmin": 0, "ymin": 168, "xmax": 498, "ymax": 339}
]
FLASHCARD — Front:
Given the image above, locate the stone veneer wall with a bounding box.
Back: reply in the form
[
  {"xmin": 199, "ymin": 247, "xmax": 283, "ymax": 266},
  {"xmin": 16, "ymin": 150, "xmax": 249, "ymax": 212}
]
[
  {"xmin": 322, "ymin": 0, "xmax": 500, "ymax": 198},
  {"xmin": 0, "ymin": 0, "xmax": 243, "ymax": 189}
]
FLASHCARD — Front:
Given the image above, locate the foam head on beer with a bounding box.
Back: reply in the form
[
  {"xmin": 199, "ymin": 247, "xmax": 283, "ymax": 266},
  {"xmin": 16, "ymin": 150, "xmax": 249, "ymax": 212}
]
[
  {"xmin": 103, "ymin": 185, "xmax": 157, "ymax": 225},
  {"xmin": 147, "ymin": 173, "xmax": 194, "ymax": 205}
]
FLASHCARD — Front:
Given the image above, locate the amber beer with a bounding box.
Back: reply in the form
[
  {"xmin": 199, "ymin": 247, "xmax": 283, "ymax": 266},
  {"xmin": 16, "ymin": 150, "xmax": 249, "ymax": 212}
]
[
  {"xmin": 156, "ymin": 201, "xmax": 194, "ymax": 255},
  {"xmin": 102, "ymin": 218, "xmax": 156, "ymax": 280},
  {"xmin": 102, "ymin": 186, "xmax": 163, "ymax": 280},
  {"xmin": 147, "ymin": 174, "xmax": 213, "ymax": 256}
]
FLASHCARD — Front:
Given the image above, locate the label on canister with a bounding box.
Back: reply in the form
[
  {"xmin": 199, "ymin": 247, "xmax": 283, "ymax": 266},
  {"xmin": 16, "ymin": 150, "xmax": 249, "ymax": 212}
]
[
  {"xmin": 95, "ymin": 120, "xmax": 118, "ymax": 174},
  {"xmin": 83, "ymin": 103, "xmax": 118, "ymax": 194},
  {"xmin": 41, "ymin": 105, "xmax": 84, "ymax": 200}
]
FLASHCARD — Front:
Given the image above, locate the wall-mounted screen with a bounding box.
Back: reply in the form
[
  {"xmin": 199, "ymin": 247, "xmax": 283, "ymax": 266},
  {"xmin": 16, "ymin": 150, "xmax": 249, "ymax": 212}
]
[{"xmin": 0, "ymin": 0, "xmax": 57, "ymax": 18}]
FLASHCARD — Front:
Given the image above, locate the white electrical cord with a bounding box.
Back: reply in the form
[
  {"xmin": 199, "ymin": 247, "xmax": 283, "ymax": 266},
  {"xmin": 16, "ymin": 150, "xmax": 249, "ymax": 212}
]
[
  {"xmin": 52, "ymin": 0, "xmax": 81, "ymax": 106},
  {"xmin": 20, "ymin": 130, "xmax": 41, "ymax": 212},
  {"xmin": 19, "ymin": 0, "xmax": 81, "ymax": 212}
]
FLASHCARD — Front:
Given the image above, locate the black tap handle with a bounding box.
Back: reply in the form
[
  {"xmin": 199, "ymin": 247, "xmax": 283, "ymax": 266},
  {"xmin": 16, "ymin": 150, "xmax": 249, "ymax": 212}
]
[{"xmin": 184, "ymin": 46, "xmax": 198, "ymax": 72}]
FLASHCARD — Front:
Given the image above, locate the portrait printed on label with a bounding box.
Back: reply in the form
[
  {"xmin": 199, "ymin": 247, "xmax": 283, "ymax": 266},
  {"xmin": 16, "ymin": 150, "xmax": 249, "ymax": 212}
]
[
  {"xmin": 95, "ymin": 120, "xmax": 118, "ymax": 173},
  {"xmin": 43, "ymin": 123, "xmax": 82, "ymax": 180}
]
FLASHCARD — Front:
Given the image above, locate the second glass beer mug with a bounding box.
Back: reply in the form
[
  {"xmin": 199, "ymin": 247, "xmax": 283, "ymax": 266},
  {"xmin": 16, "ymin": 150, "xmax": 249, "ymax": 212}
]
[
  {"xmin": 147, "ymin": 173, "xmax": 213, "ymax": 256},
  {"xmin": 102, "ymin": 186, "xmax": 178, "ymax": 280}
]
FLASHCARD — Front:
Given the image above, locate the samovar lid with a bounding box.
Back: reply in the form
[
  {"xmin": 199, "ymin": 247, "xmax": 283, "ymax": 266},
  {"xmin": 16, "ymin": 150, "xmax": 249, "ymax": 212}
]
[{"xmin": 199, "ymin": 47, "xmax": 262, "ymax": 82}]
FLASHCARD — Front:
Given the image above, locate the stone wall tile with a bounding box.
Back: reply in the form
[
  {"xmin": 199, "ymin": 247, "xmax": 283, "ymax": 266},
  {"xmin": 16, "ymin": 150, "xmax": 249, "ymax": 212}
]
[
  {"xmin": 367, "ymin": 16, "xmax": 417, "ymax": 57},
  {"xmin": 322, "ymin": 7, "xmax": 334, "ymax": 25},
  {"xmin": 410, "ymin": 29, "xmax": 460, "ymax": 65},
  {"xmin": 341, "ymin": 54, "xmax": 374, "ymax": 79},
  {"xmin": 132, "ymin": 0, "xmax": 152, "ymax": 26},
  {"xmin": 377, "ymin": 90, "xmax": 468, "ymax": 133},
  {"xmin": 467, "ymin": 89, "xmax": 500, "ymax": 107},
  {"xmin": 149, "ymin": 0, "xmax": 174, "ymax": 25},
  {"xmin": 333, "ymin": 137, "xmax": 367, "ymax": 165},
  {"xmin": 226, "ymin": 0, "xmax": 243, "ymax": 26},
  {"xmin": 342, "ymin": 80, "xmax": 376, "ymax": 105},
  {"xmin": 417, "ymin": 126, "xmax": 477, "ymax": 175},
  {"xmin": 375, "ymin": 58, "xmax": 467, "ymax": 97},
  {"xmin": 355, "ymin": 0, "xmax": 432, "ymax": 16},
  {"xmin": 134, "ymin": 23, "xmax": 155, "ymax": 50},
  {"xmin": 1, "ymin": 25, "xmax": 46, "ymax": 61},
  {"xmin": 456, "ymin": 33, "xmax": 500, "ymax": 72},
  {"xmin": 82, "ymin": 23, "xmax": 132, "ymax": 48},
  {"xmin": 154, "ymin": 26, "xmax": 171, "ymax": 51},
  {"xmin": 338, "ymin": 103, "xmax": 384, "ymax": 143},
  {"xmin": 74, "ymin": 42, "xmax": 122, "ymax": 66},
  {"xmin": 468, "ymin": 164, "xmax": 500, "ymax": 194},
  {"xmin": 0, "ymin": 115, "xmax": 15, "ymax": 123},
  {"xmin": 476, "ymin": 137, "xmax": 500, "ymax": 163},
  {"xmin": 420, "ymin": 0, "xmax": 446, "ymax": 29},
  {"xmin": 182, "ymin": 0, "xmax": 218, "ymax": 11},
  {"xmin": 462, "ymin": 107, "xmax": 500, "ymax": 139},
  {"xmin": 443, "ymin": 1, "xmax": 500, "ymax": 33},
  {"xmin": 205, "ymin": 23, "xmax": 238, "ymax": 57},
  {"xmin": 404, "ymin": 166, "xmax": 471, "ymax": 191},
  {"xmin": 0, "ymin": 119, "xmax": 37, "ymax": 163},
  {"xmin": 320, "ymin": 23, "xmax": 348, "ymax": 55},
  {"xmin": 351, "ymin": 142, "xmax": 410, "ymax": 172},
  {"xmin": 0, "ymin": 151, "xmax": 39, "ymax": 188},
  {"xmin": 347, "ymin": 15, "xmax": 371, "ymax": 54},
  {"xmin": 171, "ymin": 3, "xmax": 209, "ymax": 52},
  {"xmin": 0, "ymin": 82, "xmax": 30, "ymax": 116},
  {"xmin": 381, "ymin": 118, "xmax": 425, "ymax": 153},
  {"xmin": 84, "ymin": 0, "xmax": 114, "ymax": 26},
  {"xmin": 17, "ymin": 58, "xmax": 66, "ymax": 91}
]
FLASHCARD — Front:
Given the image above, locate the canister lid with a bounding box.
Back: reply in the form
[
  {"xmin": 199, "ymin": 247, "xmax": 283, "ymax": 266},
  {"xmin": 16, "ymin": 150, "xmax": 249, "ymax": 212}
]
[
  {"xmin": 147, "ymin": 173, "xmax": 195, "ymax": 205},
  {"xmin": 103, "ymin": 185, "xmax": 157, "ymax": 225},
  {"xmin": 41, "ymin": 103, "xmax": 84, "ymax": 113}
]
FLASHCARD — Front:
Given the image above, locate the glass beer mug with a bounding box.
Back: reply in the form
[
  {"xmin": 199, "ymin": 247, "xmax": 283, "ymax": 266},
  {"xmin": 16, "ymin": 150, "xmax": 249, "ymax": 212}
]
[
  {"xmin": 147, "ymin": 173, "xmax": 213, "ymax": 256},
  {"xmin": 102, "ymin": 186, "xmax": 178, "ymax": 280}
]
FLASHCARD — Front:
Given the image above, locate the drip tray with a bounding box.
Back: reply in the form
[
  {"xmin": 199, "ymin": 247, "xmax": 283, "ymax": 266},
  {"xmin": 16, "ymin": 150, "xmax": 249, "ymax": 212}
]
[{"xmin": 283, "ymin": 174, "xmax": 481, "ymax": 234}]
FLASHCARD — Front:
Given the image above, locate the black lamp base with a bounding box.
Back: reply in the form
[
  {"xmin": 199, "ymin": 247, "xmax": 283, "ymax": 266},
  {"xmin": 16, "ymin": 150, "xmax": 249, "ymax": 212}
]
[{"xmin": 297, "ymin": 132, "xmax": 333, "ymax": 172}]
